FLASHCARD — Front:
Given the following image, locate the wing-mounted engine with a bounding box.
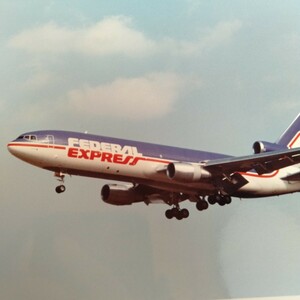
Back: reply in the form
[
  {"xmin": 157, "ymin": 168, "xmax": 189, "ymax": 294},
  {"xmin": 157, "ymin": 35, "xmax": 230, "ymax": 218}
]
[
  {"xmin": 101, "ymin": 184, "xmax": 174, "ymax": 206},
  {"xmin": 253, "ymin": 141, "xmax": 286, "ymax": 154},
  {"xmin": 166, "ymin": 162, "xmax": 211, "ymax": 183},
  {"xmin": 101, "ymin": 184, "xmax": 144, "ymax": 206}
]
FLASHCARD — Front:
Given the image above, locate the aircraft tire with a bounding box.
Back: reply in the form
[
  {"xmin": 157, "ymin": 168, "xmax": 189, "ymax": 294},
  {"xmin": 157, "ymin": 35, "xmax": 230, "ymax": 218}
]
[
  {"xmin": 165, "ymin": 209, "xmax": 173, "ymax": 219},
  {"xmin": 56, "ymin": 185, "xmax": 66, "ymax": 194},
  {"xmin": 165, "ymin": 208, "xmax": 189, "ymax": 220},
  {"xmin": 208, "ymin": 195, "xmax": 216, "ymax": 205},
  {"xmin": 181, "ymin": 208, "xmax": 189, "ymax": 219},
  {"xmin": 196, "ymin": 200, "xmax": 209, "ymax": 211},
  {"xmin": 175, "ymin": 212, "xmax": 183, "ymax": 220},
  {"xmin": 218, "ymin": 200, "xmax": 226, "ymax": 206},
  {"xmin": 224, "ymin": 195, "xmax": 232, "ymax": 204}
]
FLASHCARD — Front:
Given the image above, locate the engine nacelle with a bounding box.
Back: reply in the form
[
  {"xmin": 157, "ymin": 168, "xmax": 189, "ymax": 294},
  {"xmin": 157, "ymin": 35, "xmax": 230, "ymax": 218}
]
[
  {"xmin": 253, "ymin": 141, "xmax": 286, "ymax": 154},
  {"xmin": 101, "ymin": 184, "xmax": 144, "ymax": 206},
  {"xmin": 167, "ymin": 162, "xmax": 211, "ymax": 183}
]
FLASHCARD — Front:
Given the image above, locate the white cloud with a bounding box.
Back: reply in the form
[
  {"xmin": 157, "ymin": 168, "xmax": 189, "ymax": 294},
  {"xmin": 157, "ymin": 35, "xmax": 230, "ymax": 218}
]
[
  {"xmin": 8, "ymin": 17, "xmax": 242, "ymax": 58},
  {"xmin": 173, "ymin": 20, "xmax": 243, "ymax": 56},
  {"xmin": 8, "ymin": 16, "xmax": 157, "ymax": 57},
  {"xmin": 7, "ymin": 17, "xmax": 243, "ymax": 122},
  {"xmin": 68, "ymin": 73, "xmax": 183, "ymax": 120},
  {"xmin": 200, "ymin": 20, "xmax": 242, "ymax": 50},
  {"xmin": 21, "ymin": 72, "xmax": 55, "ymax": 91}
]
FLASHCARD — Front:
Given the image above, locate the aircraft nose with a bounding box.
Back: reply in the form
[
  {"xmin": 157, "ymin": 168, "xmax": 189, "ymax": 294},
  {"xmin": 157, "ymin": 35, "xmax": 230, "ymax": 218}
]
[
  {"xmin": 7, "ymin": 143, "xmax": 19, "ymax": 156},
  {"xmin": 7, "ymin": 142, "xmax": 27, "ymax": 159},
  {"xmin": 7, "ymin": 142, "xmax": 37, "ymax": 164}
]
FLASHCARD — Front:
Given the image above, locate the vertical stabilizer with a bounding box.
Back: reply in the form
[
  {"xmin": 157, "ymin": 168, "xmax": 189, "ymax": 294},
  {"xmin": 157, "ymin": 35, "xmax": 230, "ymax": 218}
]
[{"xmin": 277, "ymin": 113, "xmax": 300, "ymax": 148}]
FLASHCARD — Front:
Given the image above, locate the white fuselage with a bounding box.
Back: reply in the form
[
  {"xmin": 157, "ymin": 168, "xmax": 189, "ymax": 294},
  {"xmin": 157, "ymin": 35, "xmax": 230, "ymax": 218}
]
[{"xmin": 8, "ymin": 140, "xmax": 300, "ymax": 198}]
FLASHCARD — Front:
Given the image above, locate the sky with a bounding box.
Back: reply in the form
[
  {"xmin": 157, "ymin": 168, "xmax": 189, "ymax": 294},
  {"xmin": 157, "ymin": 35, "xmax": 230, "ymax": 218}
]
[{"xmin": 2, "ymin": 0, "xmax": 300, "ymax": 299}]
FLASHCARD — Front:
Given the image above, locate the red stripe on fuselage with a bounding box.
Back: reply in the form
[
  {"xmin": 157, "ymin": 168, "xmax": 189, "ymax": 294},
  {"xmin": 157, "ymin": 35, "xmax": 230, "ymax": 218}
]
[
  {"xmin": 129, "ymin": 156, "xmax": 171, "ymax": 166},
  {"xmin": 8, "ymin": 143, "xmax": 66, "ymax": 150},
  {"xmin": 239, "ymin": 170, "xmax": 279, "ymax": 178},
  {"xmin": 8, "ymin": 143, "xmax": 171, "ymax": 165}
]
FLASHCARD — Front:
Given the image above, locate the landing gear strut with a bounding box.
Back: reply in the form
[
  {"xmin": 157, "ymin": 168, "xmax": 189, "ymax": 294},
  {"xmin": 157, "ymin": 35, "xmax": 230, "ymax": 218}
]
[
  {"xmin": 54, "ymin": 172, "xmax": 66, "ymax": 194},
  {"xmin": 164, "ymin": 193, "xmax": 190, "ymax": 220}
]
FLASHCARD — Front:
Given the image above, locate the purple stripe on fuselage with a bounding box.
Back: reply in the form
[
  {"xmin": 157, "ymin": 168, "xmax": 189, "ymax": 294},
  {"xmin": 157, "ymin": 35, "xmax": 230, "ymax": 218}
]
[{"xmin": 12, "ymin": 130, "xmax": 231, "ymax": 163}]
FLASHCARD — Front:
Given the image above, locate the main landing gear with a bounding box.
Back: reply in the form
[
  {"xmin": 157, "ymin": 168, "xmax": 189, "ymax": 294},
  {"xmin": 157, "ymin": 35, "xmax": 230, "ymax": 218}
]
[
  {"xmin": 196, "ymin": 197, "xmax": 209, "ymax": 211},
  {"xmin": 164, "ymin": 194, "xmax": 232, "ymax": 220},
  {"xmin": 195, "ymin": 194, "xmax": 232, "ymax": 210},
  {"xmin": 54, "ymin": 172, "xmax": 66, "ymax": 194},
  {"xmin": 165, "ymin": 205, "xmax": 189, "ymax": 220},
  {"xmin": 194, "ymin": 194, "xmax": 232, "ymax": 212},
  {"xmin": 207, "ymin": 194, "xmax": 232, "ymax": 206}
]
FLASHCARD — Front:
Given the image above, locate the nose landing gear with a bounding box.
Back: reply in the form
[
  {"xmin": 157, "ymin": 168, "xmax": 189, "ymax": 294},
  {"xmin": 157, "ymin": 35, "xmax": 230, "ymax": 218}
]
[{"xmin": 54, "ymin": 172, "xmax": 66, "ymax": 194}]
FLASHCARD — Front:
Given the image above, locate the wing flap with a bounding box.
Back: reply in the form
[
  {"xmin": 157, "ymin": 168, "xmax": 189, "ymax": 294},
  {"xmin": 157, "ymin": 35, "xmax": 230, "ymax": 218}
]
[
  {"xmin": 220, "ymin": 173, "xmax": 249, "ymax": 194},
  {"xmin": 254, "ymin": 155, "xmax": 300, "ymax": 174},
  {"xmin": 204, "ymin": 148, "xmax": 300, "ymax": 175}
]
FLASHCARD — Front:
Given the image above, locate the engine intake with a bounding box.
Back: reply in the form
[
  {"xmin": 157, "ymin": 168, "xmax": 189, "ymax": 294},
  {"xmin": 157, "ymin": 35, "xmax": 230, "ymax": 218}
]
[
  {"xmin": 101, "ymin": 184, "xmax": 144, "ymax": 206},
  {"xmin": 167, "ymin": 162, "xmax": 211, "ymax": 183},
  {"xmin": 253, "ymin": 141, "xmax": 286, "ymax": 154}
]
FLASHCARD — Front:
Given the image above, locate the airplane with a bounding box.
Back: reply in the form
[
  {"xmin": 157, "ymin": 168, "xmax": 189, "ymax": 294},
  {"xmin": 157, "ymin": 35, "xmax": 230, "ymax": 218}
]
[{"xmin": 7, "ymin": 114, "xmax": 300, "ymax": 220}]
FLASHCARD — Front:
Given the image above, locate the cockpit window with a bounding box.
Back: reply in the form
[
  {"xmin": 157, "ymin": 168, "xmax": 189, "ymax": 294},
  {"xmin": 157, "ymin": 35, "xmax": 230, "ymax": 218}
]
[{"xmin": 21, "ymin": 135, "xmax": 37, "ymax": 141}]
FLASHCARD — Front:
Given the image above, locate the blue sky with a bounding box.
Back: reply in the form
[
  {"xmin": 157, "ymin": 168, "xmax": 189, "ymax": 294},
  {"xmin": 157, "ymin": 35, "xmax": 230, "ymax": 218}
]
[{"xmin": 2, "ymin": 0, "xmax": 300, "ymax": 299}]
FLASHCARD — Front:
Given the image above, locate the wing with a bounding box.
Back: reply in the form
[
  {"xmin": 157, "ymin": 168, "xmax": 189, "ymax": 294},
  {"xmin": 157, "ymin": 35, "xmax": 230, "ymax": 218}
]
[{"xmin": 204, "ymin": 147, "xmax": 300, "ymax": 175}]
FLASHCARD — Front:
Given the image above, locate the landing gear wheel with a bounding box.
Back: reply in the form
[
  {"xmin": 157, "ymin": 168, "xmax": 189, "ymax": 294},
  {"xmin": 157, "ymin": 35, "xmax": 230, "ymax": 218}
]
[
  {"xmin": 218, "ymin": 199, "xmax": 226, "ymax": 206},
  {"xmin": 217, "ymin": 195, "xmax": 232, "ymax": 206},
  {"xmin": 196, "ymin": 200, "xmax": 209, "ymax": 211},
  {"xmin": 208, "ymin": 195, "xmax": 217, "ymax": 205},
  {"xmin": 175, "ymin": 211, "xmax": 183, "ymax": 220},
  {"xmin": 56, "ymin": 185, "xmax": 66, "ymax": 194},
  {"xmin": 224, "ymin": 195, "xmax": 232, "ymax": 204},
  {"xmin": 180, "ymin": 208, "xmax": 189, "ymax": 219},
  {"xmin": 165, "ymin": 207, "xmax": 189, "ymax": 220},
  {"xmin": 165, "ymin": 209, "xmax": 173, "ymax": 219},
  {"xmin": 215, "ymin": 194, "xmax": 222, "ymax": 204}
]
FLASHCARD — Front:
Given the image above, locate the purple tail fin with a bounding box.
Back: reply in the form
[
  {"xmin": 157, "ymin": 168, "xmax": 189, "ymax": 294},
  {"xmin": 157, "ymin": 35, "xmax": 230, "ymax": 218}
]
[{"xmin": 277, "ymin": 113, "xmax": 300, "ymax": 148}]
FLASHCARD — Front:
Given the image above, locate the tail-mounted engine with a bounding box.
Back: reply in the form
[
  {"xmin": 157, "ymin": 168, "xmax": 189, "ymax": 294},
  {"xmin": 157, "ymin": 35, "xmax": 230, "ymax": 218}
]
[
  {"xmin": 167, "ymin": 162, "xmax": 211, "ymax": 183},
  {"xmin": 101, "ymin": 184, "xmax": 144, "ymax": 206},
  {"xmin": 253, "ymin": 141, "xmax": 286, "ymax": 154}
]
